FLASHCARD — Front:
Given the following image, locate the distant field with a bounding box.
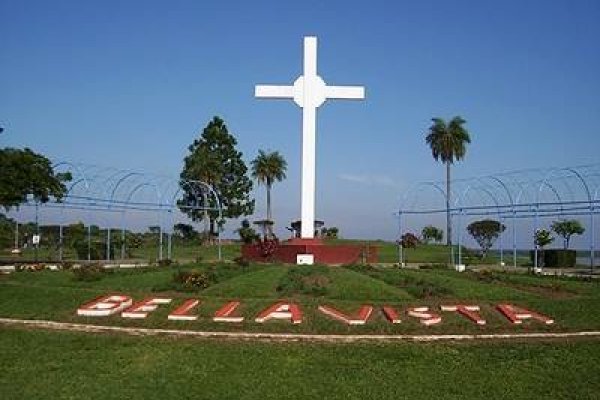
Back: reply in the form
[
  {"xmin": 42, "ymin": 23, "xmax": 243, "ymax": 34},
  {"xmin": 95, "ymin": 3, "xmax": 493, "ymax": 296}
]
[{"xmin": 1, "ymin": 240, "xmax": 534, "ymax": 265}]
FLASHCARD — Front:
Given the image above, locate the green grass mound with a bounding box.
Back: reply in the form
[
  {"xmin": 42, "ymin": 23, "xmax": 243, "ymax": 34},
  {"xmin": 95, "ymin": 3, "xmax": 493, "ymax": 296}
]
[{"xmin": 1, "ymin": 262, "xmax": 599, "ymax": 335}]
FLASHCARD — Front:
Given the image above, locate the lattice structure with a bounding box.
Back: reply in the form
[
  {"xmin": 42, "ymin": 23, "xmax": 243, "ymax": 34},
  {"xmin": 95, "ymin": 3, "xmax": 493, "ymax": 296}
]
[
  {"xmin": 398, "ymin": 163, "xmax": 600, "ymax": 270},
  {"xmin": 10, "ymin": 161, "xmax": 222, "ymax": 261}
]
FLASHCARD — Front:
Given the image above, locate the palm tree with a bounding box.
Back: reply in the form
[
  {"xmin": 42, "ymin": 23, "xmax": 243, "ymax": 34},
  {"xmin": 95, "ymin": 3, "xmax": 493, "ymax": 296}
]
[
  {"xmin": 425, "ymin": 116, "xmax": 471, "ymax": 246},
  {"xmin": 251, "ymin": 150, "xmax": 287, "ymax": 226}
]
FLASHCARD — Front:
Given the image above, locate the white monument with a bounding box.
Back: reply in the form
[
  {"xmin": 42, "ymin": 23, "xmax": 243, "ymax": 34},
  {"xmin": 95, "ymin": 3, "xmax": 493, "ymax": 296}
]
[{"xmin": 255, "ymin": 36, "xmax": 365, "ymax": 239}]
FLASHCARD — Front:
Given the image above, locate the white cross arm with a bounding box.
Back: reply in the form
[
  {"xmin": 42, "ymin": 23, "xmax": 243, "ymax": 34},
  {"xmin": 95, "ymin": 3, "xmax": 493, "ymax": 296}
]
[
  {"xmin": 325, "ymin": 85, "xmax": 365, "ymax": 100},
  {"xmin": 255, "ymin": 85, "xmax": 295, "ymax": 99}
]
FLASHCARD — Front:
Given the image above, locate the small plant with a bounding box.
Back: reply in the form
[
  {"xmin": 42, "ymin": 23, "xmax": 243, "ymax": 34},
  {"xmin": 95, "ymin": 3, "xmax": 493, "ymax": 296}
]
[
  {"xmin": 533, "ymin": 229, "xmax": 555, "ymax": 268},
  {"xmin": 254, "ymin": 237, "xmax": 279, "ymax": 257},
  {"xmin": 72, "ymin": 264, "xmax": 106, "ymax": 282},
  {"xmin": 172, "ymin": 269, "xmax": 214, "ymax": 291},
  {"xmin": 534, "ymin": 229, "xmax": 554, "ymax": 248},
  {"xmin": 236, "ymin": 219, "xmax": 259, "ymax": 244}
]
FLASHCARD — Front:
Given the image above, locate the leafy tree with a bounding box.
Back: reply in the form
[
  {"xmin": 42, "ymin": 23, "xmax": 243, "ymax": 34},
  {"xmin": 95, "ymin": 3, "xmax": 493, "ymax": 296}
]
[
  {"xmin": 251, "ymin": 150, "xmax": 287, "ymax": 225},
  {"xmin": 533, "ymin": 229, "xmax": 554, "ymax": 269},
  {"xmin": 321, "ymin": 226, "xmax": 339, "ymax": 239},
  {"xmin": 236, "ymin": 219, "xmax": 259, "ymax": 244},
  {"xmin": 173, "ymin": 223, "xmax": 198, "ymax": 241},
  {"xmin": 179, "ymin": 117, "xmax": 254, "ymax": 237},
  {"xmin": 0, "ymin": 147, "xmax": 72, "ymax": 210},
  {"xmin": 466, "ymin": 219, "xmax": 505, "ymax": 258},
  {"xmin": 0, "ymin": 213, "xmax": 16, "ymax": 249},
  {"xmin": 534, "ymin": 229, "xmax": 554, "ymax": 248},
  {"xmin": 551, "ymin": 219, "xmax": 585, "ymax": 249},
  {"xmin": 421, "ymin": 225, "xmax": 443, "ymax": 244},
  {"xmin": 148, "ymin": 226, "xmax": 161, "ymax": 235},
  {"xmin": 399, "ymin": 232, "xmax": 420, "ymax": 248},
  {"xmin": 425, "ymin": 117, "xmax": 471, "ymax": 246}
]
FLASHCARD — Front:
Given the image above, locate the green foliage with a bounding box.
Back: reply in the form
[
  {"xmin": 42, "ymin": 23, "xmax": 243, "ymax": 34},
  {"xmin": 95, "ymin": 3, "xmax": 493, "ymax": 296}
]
[
  {"xmin": 425, "ymin": 116, "xmax": 471, "ymax": 246},
  {"xmin": 172, "ymin": 269, "xmax": 214, "ymax": 290},
  {"xmin": 0, "ymin": 147, "xmax": 72, "ymax": 210},
  {"xmin": 321, "ymin": 226, "xmax": 339, "ymax": 239},
  {"xmin": 236, "ymin": 219, "xmax": 259, "ymax": 244},
  {"xmin": 276, "ymin": 265, "xmax": 330, "ymax": 296},
  {"xmin": 179, "ymin": 116, "xmax": 254, "ymax": 236},
  {"xmin": 425, "ymin": 117, "xmax": 471, "ymax": 164},
  {"xmin": 421, "ymin": 225, "xmax": 443, "ymax": 244},
  {"xmin": 0, "ymin": 213, "xmax": 15, "ymax": 249},
  {"xmin": 467, "ymin": 219, "xmax": 505, "ymax": 257},
  {"xmin": 534, "ymin": 229, "xmax": 554, "ymax": 248},
  {"xmin": 251, "ymin": 149, "xmax": 287, "ymax": 222},
  {"xmin": 173, "ymin": 223, "xmax": 198, "ymax": 241},
  {"xmin": 72, "ymin": 239, "xmax": 115, "ymax": 260},
  {"xmin": 551, "ymin": 219, "xmax": 585, "ymax": 249}
]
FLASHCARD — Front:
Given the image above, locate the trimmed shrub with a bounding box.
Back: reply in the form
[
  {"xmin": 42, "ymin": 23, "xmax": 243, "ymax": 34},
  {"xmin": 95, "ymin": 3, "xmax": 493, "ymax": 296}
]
[{"xmin": 529, "ymin": 249, "xmax": 577, "ymax": 268}]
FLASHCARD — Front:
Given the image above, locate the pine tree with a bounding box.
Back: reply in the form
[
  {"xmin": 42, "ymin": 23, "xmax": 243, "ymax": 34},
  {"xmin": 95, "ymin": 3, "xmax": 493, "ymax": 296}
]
[{"xmin": 179, "ymin": 116, "xmax": 254, "ymax": 237}]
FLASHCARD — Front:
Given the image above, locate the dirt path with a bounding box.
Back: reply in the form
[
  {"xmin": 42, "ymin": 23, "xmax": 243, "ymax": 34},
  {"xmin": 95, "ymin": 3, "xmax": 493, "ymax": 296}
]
[{"xmin": 2, "ymin": 317, "xmax": 600, "ymax": 343}]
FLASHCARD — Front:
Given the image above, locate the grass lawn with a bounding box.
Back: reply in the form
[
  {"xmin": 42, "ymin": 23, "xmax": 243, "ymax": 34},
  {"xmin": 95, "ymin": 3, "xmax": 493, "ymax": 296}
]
[
  {"xmin": 1, "ymin": 326, "xmax": 599, "ymax": 400},
  {"xmin": 2, "ymin": 240, "xmax": 534, "ymax": 266},
  {"xmin": 1, "ymin": 262, "xmax": 599, "ymax": 334},
  {"xmin": 1, "ymin": 261, "xmax": 599, "ymax": 399}
]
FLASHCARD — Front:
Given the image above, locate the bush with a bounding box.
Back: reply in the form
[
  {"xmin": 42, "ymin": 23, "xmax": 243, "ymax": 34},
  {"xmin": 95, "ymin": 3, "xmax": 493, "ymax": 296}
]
[
  {"xmin": 158, "ymin": 259, "xmax": 173, "ymax": 267},
  {"xmin": 72, "ymin": 264, "xmax": 107, "ymax": 281},
  {"xmin": 418, "ymin": 263, "xmax": 449, "ymax": 270},
  {"xmin": 172, "ymin": 269, "xmax": 215, "ymax": 290},
  {"xmin": 529, "ymin": 249, "xmax": 577, "ymax": 268},
  {"xmin": 72, "ymin": 239, "xmax": 116, "ymax": 260}
]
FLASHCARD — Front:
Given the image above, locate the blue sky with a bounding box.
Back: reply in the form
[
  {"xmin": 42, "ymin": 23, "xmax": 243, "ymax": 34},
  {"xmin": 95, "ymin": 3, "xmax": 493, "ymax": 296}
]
[{"xmin": 1, "ymin": 0, "xmax": 599, "ymax": 246}]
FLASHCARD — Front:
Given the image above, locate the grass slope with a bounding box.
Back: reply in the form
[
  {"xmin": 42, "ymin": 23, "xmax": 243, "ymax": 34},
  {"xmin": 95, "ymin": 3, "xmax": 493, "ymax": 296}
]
[{"xmin": 1, "ymin": 327, "xmax": 599, "ymax": 400}]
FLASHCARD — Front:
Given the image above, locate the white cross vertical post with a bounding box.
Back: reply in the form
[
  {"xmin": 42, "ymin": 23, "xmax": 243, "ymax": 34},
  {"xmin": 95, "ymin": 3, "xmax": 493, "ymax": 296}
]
[{"xmin": 255, "ymin": 36, "xmax": 365, "ymax": 239}]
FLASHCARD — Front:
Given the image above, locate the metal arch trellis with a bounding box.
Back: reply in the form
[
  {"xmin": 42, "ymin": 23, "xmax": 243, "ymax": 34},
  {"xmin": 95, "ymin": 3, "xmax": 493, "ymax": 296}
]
[
  {"xmin": 13, "ymin": 161, "xmax": 224, "ymax": 262},
  {"xmin": 396, "ymin": 163, "xmax": 600, "ymax": 271}
]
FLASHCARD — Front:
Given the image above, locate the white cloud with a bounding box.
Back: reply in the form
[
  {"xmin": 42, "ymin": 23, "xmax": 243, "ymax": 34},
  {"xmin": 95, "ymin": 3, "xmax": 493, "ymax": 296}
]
[{"xmin": 338, "ymin": 173, "xmax": 399, "ymax": 188}]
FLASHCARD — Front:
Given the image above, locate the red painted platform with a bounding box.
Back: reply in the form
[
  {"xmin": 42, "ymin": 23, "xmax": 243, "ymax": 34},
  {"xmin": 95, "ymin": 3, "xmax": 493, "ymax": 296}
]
[{"xmin": 241, "ymin": 239, "xmax": 378, "ymax": 265}]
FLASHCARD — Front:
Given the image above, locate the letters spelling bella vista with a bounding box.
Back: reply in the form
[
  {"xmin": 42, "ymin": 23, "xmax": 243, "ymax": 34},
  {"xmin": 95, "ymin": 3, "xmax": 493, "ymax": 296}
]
[{"xmin": 77, "ymin": 294, "xmax": 554, "ymax": 326}]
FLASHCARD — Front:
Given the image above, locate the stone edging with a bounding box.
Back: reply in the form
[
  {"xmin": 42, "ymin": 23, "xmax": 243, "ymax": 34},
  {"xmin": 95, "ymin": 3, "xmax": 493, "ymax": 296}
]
[{"xmin": 2, "ymin": 317, "xmax": 600, "ymax": 343}]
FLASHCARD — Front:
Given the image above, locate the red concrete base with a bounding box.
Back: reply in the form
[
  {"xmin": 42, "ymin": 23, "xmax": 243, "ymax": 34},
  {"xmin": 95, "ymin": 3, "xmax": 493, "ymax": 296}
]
[{"xmin": 241, "ymin": 239, "xmax": 378, "ymax": 265}]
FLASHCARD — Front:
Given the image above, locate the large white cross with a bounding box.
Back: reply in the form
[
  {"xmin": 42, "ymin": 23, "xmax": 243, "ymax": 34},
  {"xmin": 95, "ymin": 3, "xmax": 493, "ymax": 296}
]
[{"xmin": 255, "ymin": 36, "xmax": 365, "ymax": 239}]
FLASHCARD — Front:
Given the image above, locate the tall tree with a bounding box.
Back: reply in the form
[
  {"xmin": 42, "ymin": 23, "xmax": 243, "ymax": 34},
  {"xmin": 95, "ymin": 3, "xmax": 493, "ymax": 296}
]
[
  {"xmin": 0, "ymin": 147, "xmax": 71, "ymax": 210},
  {"xmin": 250, "ymin": 150, "xmax": 287, "ymax": 223},
  {"xmin": 425, "ymin": 116, "xmax": 471, "ymax": 245},
  {"xmin": 551, "ymin": 219, "xmax": 585, "ymax": 249},
  {"xmin": 467, "ymin": 219, "xmax": 505, "ymax": 258},
  {"xmin": 179, "ymin": 116, "xmax": 254, "ymax": 237}
]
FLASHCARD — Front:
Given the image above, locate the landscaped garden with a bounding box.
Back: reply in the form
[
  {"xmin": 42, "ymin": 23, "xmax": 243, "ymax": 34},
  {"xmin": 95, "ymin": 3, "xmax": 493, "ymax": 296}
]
[{"xmin": 1, "ymin": 259, "xmax": 600, "ymax": 399}]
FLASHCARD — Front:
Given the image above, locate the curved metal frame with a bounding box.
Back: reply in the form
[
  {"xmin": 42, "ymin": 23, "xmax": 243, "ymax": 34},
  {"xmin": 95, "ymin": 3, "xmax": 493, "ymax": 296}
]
[
  {"xmin": 15, "ymin": 161, "xmax": 224, "ymax": 263},
  {"xmin": 398, "ymin": 163, "xmax": 600, "ymax": 272}
]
